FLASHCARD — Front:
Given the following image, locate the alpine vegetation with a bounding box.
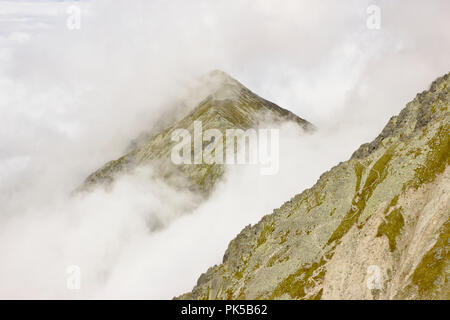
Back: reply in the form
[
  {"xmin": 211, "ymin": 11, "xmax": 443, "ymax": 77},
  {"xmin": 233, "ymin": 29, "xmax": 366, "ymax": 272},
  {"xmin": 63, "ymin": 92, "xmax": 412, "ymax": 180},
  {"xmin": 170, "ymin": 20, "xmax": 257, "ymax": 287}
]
[{"xmin": 171, "ymin": 121, "xmax": 280, "ymax": 175}]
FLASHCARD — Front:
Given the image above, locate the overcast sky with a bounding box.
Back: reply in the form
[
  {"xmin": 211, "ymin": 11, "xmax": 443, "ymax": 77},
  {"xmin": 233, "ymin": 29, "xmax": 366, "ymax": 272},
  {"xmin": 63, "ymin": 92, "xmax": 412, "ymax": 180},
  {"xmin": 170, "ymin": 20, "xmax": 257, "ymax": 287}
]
[{"xmin": 1, "ymin": 0, "xmax": 449, "ymax": 165}]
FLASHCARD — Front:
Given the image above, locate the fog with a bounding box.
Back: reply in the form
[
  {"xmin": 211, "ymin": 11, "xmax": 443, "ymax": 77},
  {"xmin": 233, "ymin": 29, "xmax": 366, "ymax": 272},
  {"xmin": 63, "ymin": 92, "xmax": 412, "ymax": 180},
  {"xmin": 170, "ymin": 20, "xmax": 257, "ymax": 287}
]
[{"xmin": 0, "ymin": 0, "xmax": 449, "ymax": 298}]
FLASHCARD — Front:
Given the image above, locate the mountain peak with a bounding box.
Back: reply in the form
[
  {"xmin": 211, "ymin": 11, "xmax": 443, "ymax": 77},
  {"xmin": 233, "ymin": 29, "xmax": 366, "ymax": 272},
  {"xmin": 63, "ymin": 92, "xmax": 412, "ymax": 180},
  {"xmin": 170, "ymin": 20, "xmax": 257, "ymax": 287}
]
[
  {"xmin": 81, "ymin": 73, "xmax": 314, "ymax": 193},
  {"xmin": 195, "ymin": 70, "xmax": 314, "ymax": 131},
  {"xmin": 200, "ymin": 70, "xmax": 245, "ymax": 101}
]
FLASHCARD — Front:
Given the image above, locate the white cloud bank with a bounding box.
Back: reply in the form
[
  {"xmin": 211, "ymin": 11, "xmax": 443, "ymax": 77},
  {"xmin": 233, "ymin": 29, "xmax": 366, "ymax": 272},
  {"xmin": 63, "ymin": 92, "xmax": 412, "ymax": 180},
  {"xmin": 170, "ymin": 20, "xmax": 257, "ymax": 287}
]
[{"xmin": 0, "ymin": 0, "xmax": 449, "ymax": 298}]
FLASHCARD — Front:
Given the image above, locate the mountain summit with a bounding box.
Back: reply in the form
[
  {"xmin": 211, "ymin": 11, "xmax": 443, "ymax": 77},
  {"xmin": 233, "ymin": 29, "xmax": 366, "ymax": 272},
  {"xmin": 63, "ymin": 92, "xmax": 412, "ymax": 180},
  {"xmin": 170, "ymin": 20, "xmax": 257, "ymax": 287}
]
[{"xmin": 82, "ymin": 71, "xmax": 314, "ymax": 193}]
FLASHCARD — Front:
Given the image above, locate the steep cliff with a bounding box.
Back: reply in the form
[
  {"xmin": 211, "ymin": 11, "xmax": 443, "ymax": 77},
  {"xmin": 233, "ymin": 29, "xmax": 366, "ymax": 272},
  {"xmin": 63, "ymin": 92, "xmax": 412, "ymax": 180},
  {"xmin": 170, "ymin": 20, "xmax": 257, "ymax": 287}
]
[
  {"xmin": 179, "ymin": 72, "xmax": 450, "ymax": 300},
  {"xmin": 81, "ymin": 70, "xmax": 313, "ymax": 194}
]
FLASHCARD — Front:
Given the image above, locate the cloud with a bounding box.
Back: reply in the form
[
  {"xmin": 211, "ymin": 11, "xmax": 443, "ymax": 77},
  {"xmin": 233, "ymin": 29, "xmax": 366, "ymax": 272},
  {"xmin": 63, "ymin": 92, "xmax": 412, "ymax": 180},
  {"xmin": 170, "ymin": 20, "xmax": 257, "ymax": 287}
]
[{"xmin": 0, "ymin": 0, "xmax": 449, "ymax": 298}]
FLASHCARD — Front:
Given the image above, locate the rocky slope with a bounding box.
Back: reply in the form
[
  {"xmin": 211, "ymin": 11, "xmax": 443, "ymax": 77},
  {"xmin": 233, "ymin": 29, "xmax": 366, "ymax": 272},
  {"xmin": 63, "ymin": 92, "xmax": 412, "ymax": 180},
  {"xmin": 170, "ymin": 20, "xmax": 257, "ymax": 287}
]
[
  {"xmin": 82, "ymin": 70, "xmax": 313, "ymax": 194},
  {"xmin": 179, "ymin": 72, "xmax": 450, "ymax": 300}
]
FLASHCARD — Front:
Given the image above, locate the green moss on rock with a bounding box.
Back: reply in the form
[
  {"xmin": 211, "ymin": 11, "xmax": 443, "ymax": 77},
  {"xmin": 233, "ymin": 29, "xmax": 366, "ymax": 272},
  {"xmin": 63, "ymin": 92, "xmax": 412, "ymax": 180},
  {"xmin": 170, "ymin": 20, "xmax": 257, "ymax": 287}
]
[
  {"xmin": 257, "ymin": 222, "xmax": 275, "ymax": 247},
  {"xmin": 411, "ymin": 124, "xmax": 450, "ymax": 188},
  {"xmin": 411, "ymin": 220, "xmax": 449, "ymax": 299},
  {"xmin": 269, "ymin": 256, "xmax": 328, "ymax": 299},
  {"xmin": 328, "ymin": 147, "xmax": 395, "ymax": 245},
  {"xmin": 376, "ymin": 207, "xmax": 405, "ymax": 252}
]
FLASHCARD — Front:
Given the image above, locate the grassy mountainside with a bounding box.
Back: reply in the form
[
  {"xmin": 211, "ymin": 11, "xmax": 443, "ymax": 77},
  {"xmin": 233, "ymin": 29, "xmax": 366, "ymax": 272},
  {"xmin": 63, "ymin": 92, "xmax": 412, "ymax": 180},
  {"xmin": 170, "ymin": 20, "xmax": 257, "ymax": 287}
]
[
  {"xmin": 82, "ymin": 70, "xmax": 313, "ymax": 194},
  {"xmin": 179, "ymin": 72, "xmax": 450, "ymax": 300}
]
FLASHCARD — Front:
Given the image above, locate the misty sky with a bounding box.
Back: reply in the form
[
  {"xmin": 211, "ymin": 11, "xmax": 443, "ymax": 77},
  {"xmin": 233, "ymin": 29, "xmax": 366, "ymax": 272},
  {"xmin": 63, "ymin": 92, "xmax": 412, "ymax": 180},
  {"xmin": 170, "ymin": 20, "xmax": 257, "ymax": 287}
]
[{"xmin": 0, "ymin": 0, "xmax": 449, "ymax": 299}]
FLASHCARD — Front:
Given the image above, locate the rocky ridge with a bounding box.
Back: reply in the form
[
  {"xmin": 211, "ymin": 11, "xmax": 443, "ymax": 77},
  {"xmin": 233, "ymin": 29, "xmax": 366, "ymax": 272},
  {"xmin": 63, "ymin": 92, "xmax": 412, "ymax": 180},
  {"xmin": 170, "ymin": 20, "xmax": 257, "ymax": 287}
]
[{"xmin": 179, "ymin": 72, "xmax": 450, "ymax": 300}]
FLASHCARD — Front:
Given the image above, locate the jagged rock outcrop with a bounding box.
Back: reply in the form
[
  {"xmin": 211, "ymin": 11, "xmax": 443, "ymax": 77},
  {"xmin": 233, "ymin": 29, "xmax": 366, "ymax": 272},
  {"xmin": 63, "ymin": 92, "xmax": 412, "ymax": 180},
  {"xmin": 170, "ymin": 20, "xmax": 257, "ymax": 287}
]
[
  {"xmin": 81, "ymin": 70, "xmax": 313, "ymax": 194},
  {"xmin": 178, "ymin": 72, "xmax": 450, "ymax": 300}
]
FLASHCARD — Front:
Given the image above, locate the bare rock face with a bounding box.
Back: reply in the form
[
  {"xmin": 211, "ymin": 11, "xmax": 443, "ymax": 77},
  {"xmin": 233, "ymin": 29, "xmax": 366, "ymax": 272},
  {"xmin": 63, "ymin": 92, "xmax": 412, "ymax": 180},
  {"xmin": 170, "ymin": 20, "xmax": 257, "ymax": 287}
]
[
  {"xmin": 81, "ymin": 70, "xmax": 313, "ymax": 194},
  {"xmin": 178, "ymin": 72, "xmax": 450, "ymax": 300}
]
